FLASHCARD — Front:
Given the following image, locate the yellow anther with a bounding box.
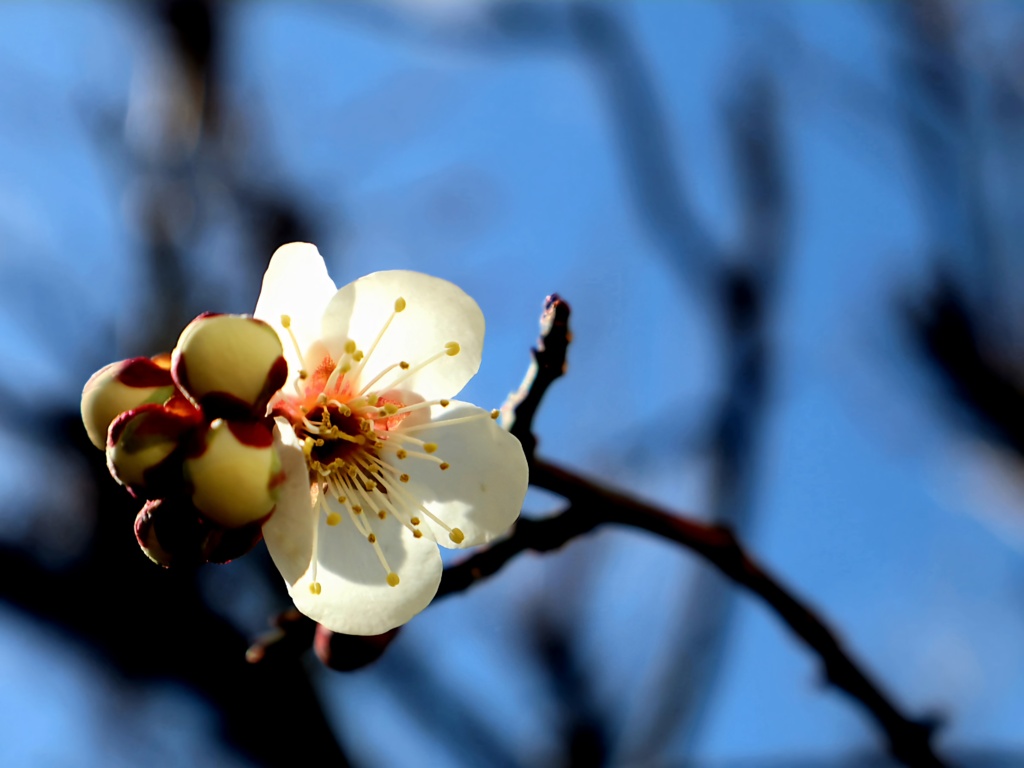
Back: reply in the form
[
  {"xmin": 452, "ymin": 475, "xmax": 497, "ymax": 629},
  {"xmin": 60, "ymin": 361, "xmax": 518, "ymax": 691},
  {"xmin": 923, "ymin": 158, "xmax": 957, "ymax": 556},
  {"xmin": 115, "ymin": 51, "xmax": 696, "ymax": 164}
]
[
  {"xmin": 344, "ymin": 339, "xmax": 356, "ymax": 354},
  {"xmin": 440, "ymin": 399, "xmax": 450, "ymax": 407},
  {"xmin": 423, "ymin": 443, "xmax": 438, "ymax": 454},
  {"xmin": 377, "ymin": 510, "xmax": 387, "ymax": 520},
  {"xmin": 281, "ymin": 315, "xmax": 291, "ymax": 328},
  {"xmin": 326, "ymin": 513, "xmax": 342, "ymax": 526},
  {"xmin": 399, "ymin": 473, "xmax": 409, "ymax": 483},
  {"xmin": 491, "ymin": 409, "xmax": 500, "ymax": 419},
  {"xmin": 317, "ymin": 393, "xmax": 328, "ymax": 405},
  {"xmin": 303, "ymin": 437, "xmax": 315, "ymax": 456},
  {"xmin": 445, "ymin": 341, "xmax": 460, "ymax": 356},
  {"xmin": 399, "ymin": 361, "xmax": 410, "ymax": 370},
  {"xmin": 352, "ymin": 505, "xmax": 363, "ymax": 514},
  {"xmin": 413, "ymin": 529, "xmax": 423, "ymax": 539},
  {"xmin": 367, "ymin": 533, "xmax": 377, "ymax": 544},
  {"xmin": 354, "ymin": 351, "xmax": 364, "ymax": 362},
  {"xmin": 397, "ymin": 449, "xmax": 408, "ymax": 460},
  {"xmin": 309, "ymin": 581, "xmax": 322, "ymax": 595},
  {"xmin": 394, "ymin": 297, "xmax": 406, "ymax": 313},
  {"xmin": 385, "ymin": 404, "xmax": 398, "ymax": 415},
  {"xmin": 449, "ymin": 528, "xmax": 465, "ymax": 545},
  {"xmin": 439, "ymin": 462, "xmax": 450, "ymax": 471},
  {"xmin": 299, "ymin": 370, "xmax": 308, "ymax": 379},
  {"xmin": 410, "ymin": 517, "xmax": 420, "ymax": 525},
  {"xmin": 386, "ymin": 572, "xmax": 400, "ymax": 587}
]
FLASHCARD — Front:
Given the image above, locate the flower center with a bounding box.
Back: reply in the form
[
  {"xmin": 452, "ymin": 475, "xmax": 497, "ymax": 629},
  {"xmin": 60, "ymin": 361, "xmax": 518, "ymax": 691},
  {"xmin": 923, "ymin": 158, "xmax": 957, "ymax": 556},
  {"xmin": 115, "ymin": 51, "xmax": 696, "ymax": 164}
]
[{"xmin": 271, "ymin": 298, "xmax": 495, "ymax": 598}]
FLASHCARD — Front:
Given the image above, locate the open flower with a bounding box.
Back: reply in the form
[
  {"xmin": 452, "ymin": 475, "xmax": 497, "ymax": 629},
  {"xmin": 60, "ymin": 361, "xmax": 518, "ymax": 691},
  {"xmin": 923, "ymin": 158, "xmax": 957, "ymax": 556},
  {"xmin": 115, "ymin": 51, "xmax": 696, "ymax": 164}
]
[{"xmin": 255, "ymin": 243, "xmax": 528, "ymax": 635}]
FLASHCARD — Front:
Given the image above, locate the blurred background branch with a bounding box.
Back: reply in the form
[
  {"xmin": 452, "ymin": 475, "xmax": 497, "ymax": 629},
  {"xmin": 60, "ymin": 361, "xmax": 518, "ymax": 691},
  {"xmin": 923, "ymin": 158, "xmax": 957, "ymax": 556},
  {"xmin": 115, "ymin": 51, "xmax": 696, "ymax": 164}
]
[{"xmin": 1, "ymin": 2, "xmax": 1023, "ymax": 766}]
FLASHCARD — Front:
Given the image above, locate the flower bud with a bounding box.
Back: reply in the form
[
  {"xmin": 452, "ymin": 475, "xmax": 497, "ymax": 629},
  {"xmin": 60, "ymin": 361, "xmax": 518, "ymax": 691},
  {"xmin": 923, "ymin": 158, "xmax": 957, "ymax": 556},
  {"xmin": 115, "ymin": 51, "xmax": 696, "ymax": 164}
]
[
  {"xmin": 184, "ymin": 419, "xmax": 283, "ymax": 528},
  {"xmin": 81, "ymin": 357, "xmax": 175, "ymax": 449},
  {"xmin": 106, "ymin": 399, "xmax": 200, "ymax": 497},
  {"xmin": 172, "ymin": 313, "xmax": 287, "ymax": 419},
  {"xmin": 135, "ymin": 498, "xmax": 265, "ymax": 567},
  {"xmin": 313, "ymin": 625, "xmax": 400, "ymax": 671}
]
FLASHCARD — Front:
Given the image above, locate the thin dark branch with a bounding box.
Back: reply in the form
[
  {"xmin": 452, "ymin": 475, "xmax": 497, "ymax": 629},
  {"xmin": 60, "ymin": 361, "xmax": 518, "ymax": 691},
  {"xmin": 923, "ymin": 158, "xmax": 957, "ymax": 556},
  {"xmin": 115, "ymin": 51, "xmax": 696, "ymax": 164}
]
[
  {"xmin": 437, "ymin": 458, "xmax": 946, "ymax": 768},
  {"xmin": 441, "ymin": 290, "xmax": 946, "ymax": 767},
  {"xmin": 569, "ymin": 3, "xmax": 718, "ymax": 291},
  {"xmin": 502, "ymin": 294, "xmax": 571, "ymax": 462}
]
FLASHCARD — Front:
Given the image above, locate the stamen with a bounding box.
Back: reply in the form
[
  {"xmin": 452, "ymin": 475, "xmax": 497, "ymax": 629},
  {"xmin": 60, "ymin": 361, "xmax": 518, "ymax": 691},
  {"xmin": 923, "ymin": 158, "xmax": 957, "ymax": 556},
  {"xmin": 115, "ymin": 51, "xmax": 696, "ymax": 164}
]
[
  {"xmin": 399, "ymin": 410, "xmax": 496, "ymax": 433},
  {"xmin": 357, "ymin": 361, "xmax": 406, "ymax": 397},
  {"xmin": 348, "ymin": 303, "xmax": 403, "ymax": 385},
  {"xmin": 398, "ymin": 450, "xmax": 446, "ymax": 466},
  {"xmin": 324, "ymin": 339, "xmax": 359, "ymax": 394},
  {"xmin": 383, "ymin": 479, "xmax": 466, "ymax": 547},
  {"xmin": 346, "ymin": 479, "xmax": 402, "ymax": 581},
  {"xmin": 373, "ymin": 345, "xmax": 454, "ymax": 393},
  {"xmin": 326, "ymin": 399, "xmax": 352, "ymax": 417},
  {"xmin": 279, "ymin": 314, "xmax": 309, "ymax": 384},
  {"xmin": 383, "ymin": 399, "xmax": 450, "ymax": 418},
  {"xmin": 308, "ymin": 484, "xmax": 323, "ymax": 594},
  {"xmin": 352, "ymin": 456, "xmax": 424, "ymax": 538}
]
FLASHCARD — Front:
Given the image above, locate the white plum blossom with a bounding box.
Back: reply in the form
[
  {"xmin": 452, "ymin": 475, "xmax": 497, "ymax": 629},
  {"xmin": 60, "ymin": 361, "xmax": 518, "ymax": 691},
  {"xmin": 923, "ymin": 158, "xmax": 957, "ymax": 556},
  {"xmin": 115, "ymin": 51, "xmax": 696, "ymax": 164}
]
[{"xmin": 255, "ymin": 243, "xmax": 528, "ymax": 635}]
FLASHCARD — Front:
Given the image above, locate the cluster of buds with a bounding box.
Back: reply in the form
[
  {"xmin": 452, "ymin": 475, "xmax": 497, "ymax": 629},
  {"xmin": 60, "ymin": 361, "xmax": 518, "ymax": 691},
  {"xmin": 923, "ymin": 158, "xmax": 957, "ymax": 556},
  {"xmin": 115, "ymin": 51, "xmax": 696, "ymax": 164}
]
[{"xmin": 81, "ymin": 314, "xmax": 289, "ymax": 566}]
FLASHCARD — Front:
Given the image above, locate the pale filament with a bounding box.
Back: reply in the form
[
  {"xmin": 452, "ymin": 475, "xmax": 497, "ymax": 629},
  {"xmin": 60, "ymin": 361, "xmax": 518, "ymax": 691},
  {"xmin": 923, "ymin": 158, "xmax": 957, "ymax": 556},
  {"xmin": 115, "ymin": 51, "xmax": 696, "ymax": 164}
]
[
  {"xmin": 361, "ymin": 342, "xmax": 458, "ymax": 397},
  {"xmin": 279, "ymin": 315, "xmax": 310, "ymax": 396},
  {"xmin": 347, "ymin": 297, "xmax": 407, "ymax": 388},
  {"xmin": 398, "ymin": 409, "xmax": 498, "ymax": 434}
]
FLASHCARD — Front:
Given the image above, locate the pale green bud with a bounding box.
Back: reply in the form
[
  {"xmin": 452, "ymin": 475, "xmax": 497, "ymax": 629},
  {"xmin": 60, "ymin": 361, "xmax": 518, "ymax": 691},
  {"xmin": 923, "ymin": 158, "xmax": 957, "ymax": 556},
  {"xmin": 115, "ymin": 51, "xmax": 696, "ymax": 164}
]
[
  {"xmin": 81, "ymin": 357, "xmax": 175, "ymax": 449},
  {"xmin": 184, "ymin": 419, "xmax": 283, "ymax": 528},
  {"xmin": 172, "ymin": 314, "xmax": 287, "ymax": 418}
]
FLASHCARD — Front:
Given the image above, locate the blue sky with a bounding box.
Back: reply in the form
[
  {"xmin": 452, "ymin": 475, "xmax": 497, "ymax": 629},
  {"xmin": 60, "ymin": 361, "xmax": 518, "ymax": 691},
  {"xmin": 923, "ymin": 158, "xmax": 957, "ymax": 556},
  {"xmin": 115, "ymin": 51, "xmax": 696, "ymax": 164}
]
[{"xmin": 1, "ymin": 3, "xmax": 1023, "ymax": 765}]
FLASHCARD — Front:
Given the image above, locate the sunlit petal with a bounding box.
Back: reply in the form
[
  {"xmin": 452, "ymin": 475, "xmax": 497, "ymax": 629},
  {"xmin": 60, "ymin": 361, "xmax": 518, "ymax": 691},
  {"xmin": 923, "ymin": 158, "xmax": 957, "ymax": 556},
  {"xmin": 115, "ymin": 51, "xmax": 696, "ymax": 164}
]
[
  {"xmin": 254, "ymin": 242, "xmax": 337, "ymax": 380},
  {"xmin": 398, "ymin": 401, "xmax": 528, "ymax": 548},
  {"xmin": 264, "ymin": 439, "xmax": 444, "ymax": 635},
  {"xmin": 320, "ymin": 270, "xmax": 484, "ymax": 402}
]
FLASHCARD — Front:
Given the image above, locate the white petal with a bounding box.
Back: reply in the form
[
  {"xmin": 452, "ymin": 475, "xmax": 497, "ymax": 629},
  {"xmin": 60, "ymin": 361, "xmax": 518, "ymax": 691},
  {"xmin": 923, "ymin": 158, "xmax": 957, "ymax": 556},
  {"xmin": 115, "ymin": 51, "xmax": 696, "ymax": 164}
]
[
  {"xmin": 398, "ymin": 402, "xmax": 527, "ymax": 548},
  {"xmin": 264, "ymin": 440, "xmax": 443, "ymax": 635},
  {"xmin": 320, "ymin": 271, "xmax": 484, "ymax": 402},
  {"xmin": 253, "ymin": 243, "xmax": 337, "ymax": 382}
]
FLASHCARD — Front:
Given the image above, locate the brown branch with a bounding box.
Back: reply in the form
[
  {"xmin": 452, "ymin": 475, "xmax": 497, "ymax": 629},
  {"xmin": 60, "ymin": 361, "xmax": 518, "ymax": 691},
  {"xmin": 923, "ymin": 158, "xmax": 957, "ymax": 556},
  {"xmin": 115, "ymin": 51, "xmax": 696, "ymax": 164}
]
[
  {"xmin": 439, "ymin": 292, "xmax": 949, "ymax": 768},
  {"xmin": 436, "ymin": 459, "xmax": 945, "ymax": 767},
  {"xmin": 502, "ymin": 293, "xmax": 571, "ymax": 462}
]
